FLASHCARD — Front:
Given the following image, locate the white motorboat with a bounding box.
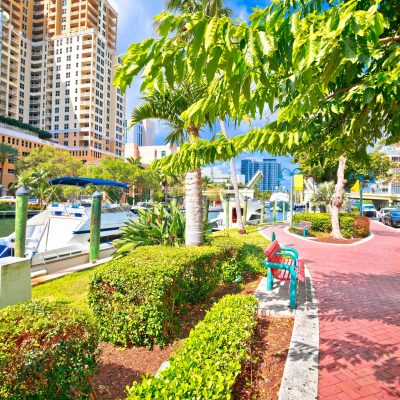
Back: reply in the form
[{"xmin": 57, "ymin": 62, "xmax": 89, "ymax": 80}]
[{"xmin": 0, "ymin": 177, "xmax": 136, "ymax": 276}]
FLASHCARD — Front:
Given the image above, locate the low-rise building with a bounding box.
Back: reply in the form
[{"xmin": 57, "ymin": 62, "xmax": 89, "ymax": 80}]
[{"xmin": 125, "ymin": 143, "xmax": 178, "ymax": 166}]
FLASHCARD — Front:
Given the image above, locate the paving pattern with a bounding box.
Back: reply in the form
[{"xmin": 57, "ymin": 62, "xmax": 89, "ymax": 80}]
[{"xmin": 263, "ymin": 221, "xmax": 400, "ymax": 399}]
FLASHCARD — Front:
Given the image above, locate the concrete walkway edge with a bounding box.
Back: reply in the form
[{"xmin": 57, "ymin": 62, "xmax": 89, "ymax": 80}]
[{"xmin": 278, "ymin": 266, "xmax": 319, "ymax": 400}]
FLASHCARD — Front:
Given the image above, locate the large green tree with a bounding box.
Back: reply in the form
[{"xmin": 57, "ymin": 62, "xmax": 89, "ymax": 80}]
[{"xmin": 116, "ymin": 0, "xmax": 399, "ymax": 238}]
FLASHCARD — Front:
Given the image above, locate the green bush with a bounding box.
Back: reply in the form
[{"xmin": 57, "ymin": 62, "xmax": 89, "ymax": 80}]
[
  {"xmin": 0, "ymin": 300, "xmax": 98, "ymax": 399},
  {"xmin": 88, "ymin": 244, "xmax": 239, "ymax": 347},
  {"xmin": 293, "ymin": 213, "xmax": 369, "ymax": 238},
  {"xmin": 0, "ymin": 114, "xmax": 52, "ymax": 139},
  {"xmin": 0, "ymin": 203, "xmax": 13, "ymax": 211},
  {"xmin": 126, "ymin": 295, "xmax": 258, "ymax": 399}
]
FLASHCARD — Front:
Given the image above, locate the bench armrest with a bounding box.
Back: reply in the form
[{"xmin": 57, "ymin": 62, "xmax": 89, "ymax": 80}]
[
  {"xmin": 276, "ymin": 251, "xmax": 297, "ymax": 267},
  {"xmin": 264, "ymin": 259, "xmax": 294, "ymax": 272},
  {"xmin": 280, "ymin": 246, "xmax": 299, "ymax": 259}
]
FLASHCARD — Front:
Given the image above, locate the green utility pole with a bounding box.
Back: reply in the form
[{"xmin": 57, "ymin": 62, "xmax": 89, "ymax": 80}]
[
  {"xmin": 273, "ymin": 199, "xmax": 277, "ymax": 223},
  {"xmin": 15, "ymin": 187, "xmax": 29, "ymax": 258},
  {"xmin": 359, "ymin": 178, "xmax": 363, "ymax": 217},
  {"xmin": 225, "ymin": 198, "xmax": 230, "ymax": 229},
  {"xmin": 89, "ymin": 191, "xmax": 102, "ymax": 262},
  {"xmin": 282, "ymin": 202, "xmax": 286, "ymax": 222},
  {"xmin": 243, "ymin": 197, "xmax": 248, "ymax": 226}
]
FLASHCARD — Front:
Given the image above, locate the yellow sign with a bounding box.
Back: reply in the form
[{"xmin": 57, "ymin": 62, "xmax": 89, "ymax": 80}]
[
  {"xmin": 293, "ymin": 174, "xmax": 304, "ymax": 191},
  {"xmin": 351, "ymin": 180, "xmax": 360, "ymax": 193}
]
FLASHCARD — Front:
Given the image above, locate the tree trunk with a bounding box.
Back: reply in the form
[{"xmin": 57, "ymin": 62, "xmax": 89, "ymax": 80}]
[
  {"xmin": 331, "ymin": 155, "xmax": 347, "ymax": 239},
  {"xmin": 185, "ymin": 123, "xmax": 204, "ymax": 246},
  {"xmin": 185, "ymin": 168, "xmax": 204, "ymax": 246},
  {"xmin": 219, "ymin": 119, "xmax": 246, "ymax": 234}
]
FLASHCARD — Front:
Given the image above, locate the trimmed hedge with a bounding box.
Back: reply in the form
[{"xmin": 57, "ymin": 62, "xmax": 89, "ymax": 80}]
[
  {"xmin": 0, "ymin": 300, "xmax": 98, "ymax": 399},
  {"xmin": 0, "ymin": 114, "xmax": 52, "ymax": 139},
  {"xmin": 126, "ymin": 295, "xmax": 258, "ymax": 399},
  {"xmin": 88, "ymin": 243, "xmax": 241, "ymax": 347},
  {"xmin": 293, "ymin": 213, "xmax": 369, "ymax": 238}
]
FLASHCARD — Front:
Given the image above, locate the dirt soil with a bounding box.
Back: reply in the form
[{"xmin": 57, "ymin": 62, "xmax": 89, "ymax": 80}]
[
  {"xmin": 92, "ymin": 275, "xmax": 294, "ymax": 400},
  {"xmin": 232, "ymin": 317, "xmax": 294, "ymax": 400},
  {"xmin": 314, "ymin": 236, "xmax": 362, "ymax": 244}
]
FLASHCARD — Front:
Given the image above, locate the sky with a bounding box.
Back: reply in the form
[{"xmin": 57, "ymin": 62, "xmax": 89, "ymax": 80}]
[{"xmin": 108, "ymin": 0, "xmax": 293, "ymax": 180}]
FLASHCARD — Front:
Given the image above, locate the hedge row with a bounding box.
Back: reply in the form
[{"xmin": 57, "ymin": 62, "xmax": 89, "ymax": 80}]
[
  {"xmin": 293, "ymin": 213, "xmax": 370, "ymax": 238},
  {"xmin": 88, "ymin": 242, "xmax": 244, "ymax": 347},
  {"xmin": 0, "ymin": 114, "xmax": 52, "ymax": 139},
  {"xmin": 126, "ymin": 295, "xmax": 258, "ymax": 399},
  {"xmin": 0, "ymin": 300, "xmax": 98, "ymax": 399}
]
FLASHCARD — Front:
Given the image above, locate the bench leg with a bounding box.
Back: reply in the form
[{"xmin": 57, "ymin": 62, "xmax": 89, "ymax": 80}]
[
  {"xmin": 289, "ymin": 277, "xmax": 297, "ymax": 309},
  {"xmin": 267, "ymin": 267, "xmax": 274, "ymax": 291},
  {"xmin": 303, "ymin": 227, "xmax": 307, "ymax": 237}
]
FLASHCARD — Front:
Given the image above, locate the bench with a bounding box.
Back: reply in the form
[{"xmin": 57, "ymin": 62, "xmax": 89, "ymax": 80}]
[
  {"xmin": 293, "ymin": 220, "xmax": 312, "ymax": 237},
  {"xmin": 263, "ymin": 240, "xmax": 305, "ymax": 309}
]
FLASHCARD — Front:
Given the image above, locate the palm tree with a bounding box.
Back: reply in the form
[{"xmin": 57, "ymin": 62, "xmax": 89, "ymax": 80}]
[
  {"xmin": 311, "ymin": 182, "xmax": 336, "ymax": 212},
  {"xmin": 0, "ymin": 143, "xmax": 18, "ymax": 196},
  {"xmin": 165, "ymin": 0, "xmax": 232, "ymax": 17},
  {"xmin": 131, "ymin": 83, "xmax": 212, "ymax": 246},
  {"xmin": 164, "ymin": 0, "xmax": 246, "ymax": 234}
]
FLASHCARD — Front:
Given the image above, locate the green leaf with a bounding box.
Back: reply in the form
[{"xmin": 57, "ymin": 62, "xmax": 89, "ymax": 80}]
[
  {"xmin": 363, "ymin": 87, "xmax": 375, "ymax": 104},
  {"xmin": 205, "ymin": 17, "xmax": 219, "ymax": 50}
]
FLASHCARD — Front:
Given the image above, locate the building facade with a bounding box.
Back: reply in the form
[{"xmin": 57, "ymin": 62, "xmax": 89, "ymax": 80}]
[
  {"xmin": 241, "ymin": 158, "xmax": 282, "ymax": 192},
  {"xmin": 0, "ymin": 0, "xmax": 125, "ymax": 164},
  {"xmin": 125, "ymin": 143, "xmax": 178, "ymax": 166},
  {"xmin": 127, "ymin": 120, "xmax": 155, "ymax": 147}
]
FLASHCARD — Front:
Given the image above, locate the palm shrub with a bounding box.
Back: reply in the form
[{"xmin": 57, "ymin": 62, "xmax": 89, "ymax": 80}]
[
  {"xmin": 113, "ymin": 202, "xmax": 185, "ymax": 258},
  {"xmin": 0, "ymin": 300, "xmax": 98, "ymax": 399}
]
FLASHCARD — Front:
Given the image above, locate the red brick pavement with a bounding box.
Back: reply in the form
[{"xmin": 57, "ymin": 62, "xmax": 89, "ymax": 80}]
[{"xmin": 263, "ymin": 221, "xmax": 400, "ymax": 399}]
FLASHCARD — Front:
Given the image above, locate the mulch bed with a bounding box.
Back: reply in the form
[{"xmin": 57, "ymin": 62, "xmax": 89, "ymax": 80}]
[
  {"xmin": 91, "ymin": 274, "xmax": 292, "ymax": 400},
  {"xmin": 232, "ymin": 317, "xmax": 294, "ymax": 400},
  {"xmin": 314, "ymin": 236, "xmax": 363, "ymax": 244}
]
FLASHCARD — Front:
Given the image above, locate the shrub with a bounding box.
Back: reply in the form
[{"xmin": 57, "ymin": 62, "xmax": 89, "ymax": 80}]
[
  {"xmin": 293, "ymin": 213, "xmax": 370, "ymax": 238},
  {"xmin": 88, "ymin": 244, "xmax": 239, "ymax": 347},
  {"xmin": 0, "ymin": 300, "xmax": 98, "ymax": 399},
  {"xmin": 126, "ymin": 295, "xmax": 258, "ymax": 399},
  {"xmin": 0, "ymin": 114, "xmax": 52, "ymax": 139},
  {"xmin": 354, "ymin": 216, "xmax": 370, "ymax": 237},
  {"xmin": 0, "ymin": 203, "xmax": 13, "ymax": 211},
  {"xmin": 113, "ymin": 203, "xmax": 185, "ymax": 258}
]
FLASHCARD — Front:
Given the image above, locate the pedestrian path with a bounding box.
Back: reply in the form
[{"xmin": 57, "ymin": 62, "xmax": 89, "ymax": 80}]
[{"xmin": 262, "ymin": 221, "xmax": 400, "ymax": 399}]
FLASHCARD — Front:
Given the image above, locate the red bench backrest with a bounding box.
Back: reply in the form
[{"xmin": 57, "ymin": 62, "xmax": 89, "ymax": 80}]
[
  {"xmin": 300, "ymin": 221, "xmax": 312, "ymax": 226},
  {"xmin": 264, "ymin": 240, "xmax": 282, "ymax": 264}
]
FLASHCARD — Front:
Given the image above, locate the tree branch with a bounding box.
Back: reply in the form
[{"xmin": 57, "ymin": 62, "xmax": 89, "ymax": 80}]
[
  {"xmin": 326, "ymin": 82, "xmax": 363, "ymax": 100},
  {"xmin": 379, "ymin": 36, "xmax": 400, "ymax": 43}
]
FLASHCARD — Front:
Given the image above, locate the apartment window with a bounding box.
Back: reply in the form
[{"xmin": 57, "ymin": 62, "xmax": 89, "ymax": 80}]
[
  {"xmin": 56, "ymin": 74, "xmax": 60, "ymax": 80},
  {"xmin": 65, "ymin": 106, "xmax": 69, "ymax": 112},
  {"xmin": 57, "ymin": 57, "xmax": 61, "ymax": 62},
  {"xmin": 65, "ymin": 98, "xmax": 70, "ymax": 104},
  {"xmin": 55, "ymin": 107, "xmax": 59, "ymax": 113},
  {"xmin": 55, "ymin": 99, "xmax": 60, "ymax": 105},
  {"xmin": 67, "ymin": 55, "xmax": 71, "ymax": 61},
  {"xmin": 64, "ymin": 132, "xmax": 68, "ymax": 138},
  {"xmin": 54, "ymin": 126, "xmax": 59, "ymax": 132},
  {"xmin": 66, "ymin": 64, "xmax": 71, "ymax": 70},
  {"xmin": 64, "ymin": 141, "xmax": 68, "ymax": 146},
  {"xmin": 62, "ymin": 25, "xmax": 66, "ymax": 31},
  {"xmin": 8, "ymin": 169, "xmax": 15, "ymax": 174},
  {"xmin": 55, "ymin": 91, "xmax": 60, "ymax": 96},
  {"xmin": 56, "ymin": 82, "xmax": 60, "ymax": 88},
  {"xmin": 65, "ymin": 115, "xmax": 69, "ymax": 121},
  {"xmin": 65, "ymin": 89, "xmax": 70, "ymax": 95}
]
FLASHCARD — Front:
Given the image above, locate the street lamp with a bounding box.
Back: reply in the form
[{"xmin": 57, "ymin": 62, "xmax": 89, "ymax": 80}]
[
  {"xmin": 280, "ymin": 168, "xmax": 303, "ymax": 226},
  {"xmin": 348, "ymin": 172, "xmax": 375, "ymax": 216}
]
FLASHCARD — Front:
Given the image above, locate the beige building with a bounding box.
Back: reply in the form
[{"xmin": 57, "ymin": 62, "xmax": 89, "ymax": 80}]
[
  {"xmin": 125, "ymin": 143, "xmax": 178, "ymax": 166},
  {"xmin": 0, "ymin": 0, "xmax": 125, "ymax": 164}
]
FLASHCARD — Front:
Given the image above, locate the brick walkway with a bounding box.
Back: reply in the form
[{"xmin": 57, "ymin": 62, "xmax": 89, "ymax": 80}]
[{"xmin": 263, "ymin": 221, "xmax": 400, "ymax": 399}]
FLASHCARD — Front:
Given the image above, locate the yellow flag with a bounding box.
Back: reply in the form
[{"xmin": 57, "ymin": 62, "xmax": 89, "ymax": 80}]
[
  {"xmin": 294, "ymin": 174, "xmax": 304, "ymax": 191},
  {"xmin": 351, "ymin": 180, "xmax": 360, "ymax": 193}
]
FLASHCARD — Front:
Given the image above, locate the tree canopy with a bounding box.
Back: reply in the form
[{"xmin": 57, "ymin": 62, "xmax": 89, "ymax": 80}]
[{"xmin": 115, "ymin": 0, "xmax": 400, "ymax": 174}]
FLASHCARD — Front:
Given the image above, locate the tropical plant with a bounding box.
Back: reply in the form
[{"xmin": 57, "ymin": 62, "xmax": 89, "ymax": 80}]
[
  {"xmin": 164, "ymin": 0, "xmax": 232, "ymax": 17},
  {"xmin": 0, "ymin": 143, "xmax": 18, "ymax": 195},
  {"xmin": 116, "ymin": 0, "xmax": 400, "ymax": 239},
  {"xmin": 130, "ymin": 83, "xmax": 212, "ymax": 246},
  {"xmin": 310, "ymin": 182, "xmax": 336, "ymax": 212},
  {"xmin": 113, "ymin": 202, "xmax": 186, "ymax": 258},
  {"xmin": 0, "ymin": 114, "xmax": 52, "ymax": 139}
]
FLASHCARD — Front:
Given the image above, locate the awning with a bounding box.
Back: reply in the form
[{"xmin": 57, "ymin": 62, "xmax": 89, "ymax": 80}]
[{"xmin": 49, "ymin": 177, "xmax": 128, "ymax": 189}]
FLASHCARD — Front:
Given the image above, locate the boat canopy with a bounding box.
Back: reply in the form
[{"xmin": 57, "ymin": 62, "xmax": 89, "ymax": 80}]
[{"xmin": 49, "ymin": 177, "xmax": 128, "ymax": 189}]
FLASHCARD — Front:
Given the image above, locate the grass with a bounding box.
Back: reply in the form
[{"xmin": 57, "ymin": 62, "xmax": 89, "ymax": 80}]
[
  {"xmin": 33, "ymin": 226, "xmax": 269, "ymax": 315},
  {"xmin": 32, "ymin": 267, "xmax": 98, "ymax": 316}
]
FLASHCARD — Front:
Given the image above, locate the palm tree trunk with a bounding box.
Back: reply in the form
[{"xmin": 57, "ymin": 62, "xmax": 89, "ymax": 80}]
[
  {"xmin": 185, "ymin": 169, "xmax": 203, "ymax": 245},
  {"xmin": 219, "ymin": 119, "xmax": 246, "ymax": 234},
  {"xmin": 331, "ymin": 155, "xmax": 347, "ymax": 239},
  {"xmin": 185, "ymin": 123, "xmax": 204, "ymax": 246}
]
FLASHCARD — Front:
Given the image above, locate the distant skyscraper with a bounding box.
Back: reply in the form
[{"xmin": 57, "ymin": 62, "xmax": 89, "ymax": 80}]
[
  {"xmin": 241, "ymin": 158, "xmax": 282, "ymax": 192},
  {"xmin": 127, "ymin": 120, "xmax": 155, "ymax": 146}
]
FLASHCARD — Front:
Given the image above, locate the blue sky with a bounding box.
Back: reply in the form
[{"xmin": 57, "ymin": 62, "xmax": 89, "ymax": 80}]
[{"xmin": 108, "ymin": 0, "xmax": 293, "ymax": 178}]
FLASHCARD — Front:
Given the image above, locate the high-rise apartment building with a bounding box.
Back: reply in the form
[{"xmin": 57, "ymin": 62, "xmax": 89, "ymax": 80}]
[
  {"xmin": 241, "ymin": 158, "xmax": 282, "ymax": 192},
  {"xmin": 0, "ymin": 0, "xmax": 125, "ymax": 163},
  {"xmin": 127, "ymin": 120, "xmax": 155, "ymax": 146}
]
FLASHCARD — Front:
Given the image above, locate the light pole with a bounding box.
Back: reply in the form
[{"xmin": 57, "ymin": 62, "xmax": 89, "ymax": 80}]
[
  {"xmin": 281, "ymin": 168, "xmax": 303, "ymax": 226},
  {"xmin": 348, "ymin": 172, "xmax": 375, "ymax": 216}
]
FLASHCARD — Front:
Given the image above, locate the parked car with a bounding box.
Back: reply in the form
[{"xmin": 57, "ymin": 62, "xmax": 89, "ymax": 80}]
[
  {"xmin": 383, "ymin": 210, "xmax": 400, "ymax": 228},
  {"xmin": 0, "ymin": 196, "xmax": 15, "ymax": 200},
  {"xmin": 377, "ymin": 207, "xmax": 395, "ymax": 222},
  {"xmin": 362, "ymin": 204, "xmax": 377, "ymax": 217}
]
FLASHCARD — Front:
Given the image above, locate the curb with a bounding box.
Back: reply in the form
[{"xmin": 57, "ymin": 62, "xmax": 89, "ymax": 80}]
[{"xmin": 278, "ymin": 266, "xmax": 319, "ymax": 400}]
